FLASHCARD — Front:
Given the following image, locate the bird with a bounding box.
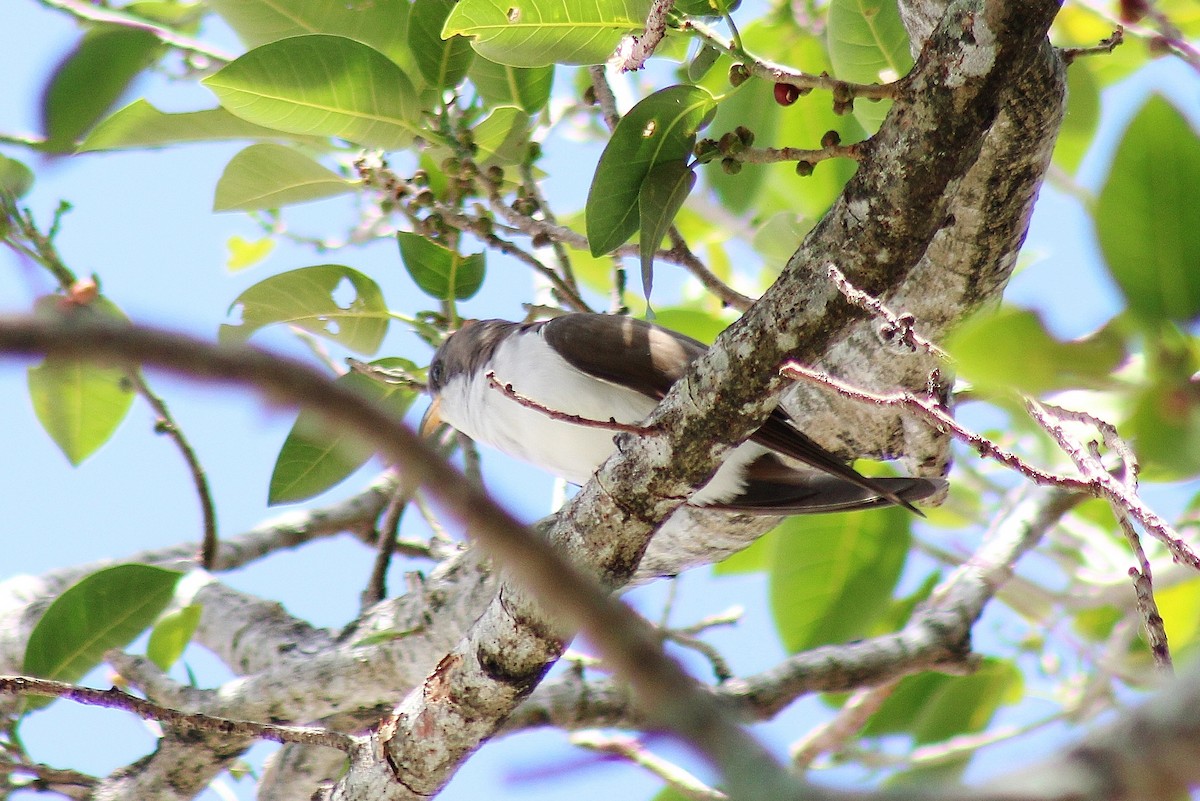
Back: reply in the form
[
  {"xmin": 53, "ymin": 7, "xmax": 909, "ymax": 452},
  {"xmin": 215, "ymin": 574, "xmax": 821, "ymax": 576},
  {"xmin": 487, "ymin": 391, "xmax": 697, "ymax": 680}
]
[{"xmin": 421, "ymin": 313, "xmax": 944, "ymax": 515}]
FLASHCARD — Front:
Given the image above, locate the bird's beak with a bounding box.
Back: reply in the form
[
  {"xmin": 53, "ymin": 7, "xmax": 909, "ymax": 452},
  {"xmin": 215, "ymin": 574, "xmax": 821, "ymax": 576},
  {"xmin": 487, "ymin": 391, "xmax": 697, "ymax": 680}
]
[{"xmin": 420, "ymin": 397, "xmax": 444, "ymax": 439}]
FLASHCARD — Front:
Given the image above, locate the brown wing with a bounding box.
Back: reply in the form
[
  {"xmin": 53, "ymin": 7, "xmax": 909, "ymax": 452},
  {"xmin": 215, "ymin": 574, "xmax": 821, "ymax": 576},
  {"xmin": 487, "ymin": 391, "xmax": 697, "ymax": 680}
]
[{"xmin": 543, "ymin": 314, "xmax": 923, "ymax": 513}]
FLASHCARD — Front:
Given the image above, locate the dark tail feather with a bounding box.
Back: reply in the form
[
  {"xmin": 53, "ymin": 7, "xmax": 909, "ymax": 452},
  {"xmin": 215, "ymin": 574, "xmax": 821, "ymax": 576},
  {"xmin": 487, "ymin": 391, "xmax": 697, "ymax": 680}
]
[{"xmin": 708, "ymin": 467, "xmax": 947, "ymax": 516}]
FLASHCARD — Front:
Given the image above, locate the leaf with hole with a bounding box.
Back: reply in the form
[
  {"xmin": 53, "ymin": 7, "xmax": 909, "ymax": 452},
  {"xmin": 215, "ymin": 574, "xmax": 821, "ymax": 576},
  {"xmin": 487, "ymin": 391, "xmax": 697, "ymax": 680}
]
[
  {"xmin": 23, "ymin": 565, "xmax": 182, "ymax": 711},
  {"xmin": 397, "ymin": 232, "xmax": 486, "ymax": 301},
  {"xmin": 214, "ymin": 144, "xmax": 357, "ymax": 212},
  {"xmin": 444, "ymin": 0, "xmax": 651, "ymax": 67},
  {"xmin": 586, "ymin": 84, "xmax": 716, "ymax": 256},
  {"xmin": 203, "ymin": 35, "xmax": 420, "ymax": 150},
  {"xmin": 270, "ymin": 359, "xmax": 419, "ymax": 504},
  {"xmin": 220, "ymin": 265, "xmax": 389, "ymax": 354}
]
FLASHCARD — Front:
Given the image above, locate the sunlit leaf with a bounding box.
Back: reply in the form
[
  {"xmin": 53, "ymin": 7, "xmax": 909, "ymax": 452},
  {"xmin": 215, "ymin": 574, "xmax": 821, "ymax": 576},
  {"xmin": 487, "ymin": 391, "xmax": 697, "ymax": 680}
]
[
  {"xmin": 40, "ymin": 27, "xmax": 163, "ymax": 152},
  {"xmin": 203, "ymin": 35, "xmax": 420, "ymax": 150},
  {"xmin": 769, "ymin": 507, "xmax": 910, "ymax": 652},
  {"xmin": 207, "ymin": 0, "xmax": 411, "ymax": 67},
  {"xmin": 638, "ymin": 161, "xmax": 696, "ymax": 300},
  {"xmin": 468, "ymin": 57, "xmax": 553, "ymax": 113},
  {"xmin": 826, "ymin": 0, "xmax": 912, "ymax": 132},
  {"xmin": 0, "ymin": 155, "xmax": 34, "ymax": 199},
  {"xmin": 410, "ymin": 0, "xmax": 475, "ymax": 88},
  {"xmin": 23, "ymin": 565, "xmax": 181, "ymax": 710},
  {"xmin": 27, "ymin": 299, "xmax": 135, "ymax": 466},
  {"xmin": 444, "ymin": 0, "xmax": 651, "ymax": 67},
  {"xmin": 587, "ymin": 85, "xmax": 716, "ymax": 256},
  {"xmin": 472, "ymin": 106, "xmax": 531, "ymax": 165},
  {"xmin": 1096, "ymin": 95, "xmax": 1200, "ymax": 324},
  {"xmin": 220, "ymin": 265, "xmax": 389, "ymax": 354},
  {"xmin": 397, "ymin": 232, "xmax": 486, "ymax": 300},
  {"xmin": 948, "ymin": 307, "xmax": 1125, "ymax": 397},
  {"xmin": 270, "ymin": 359, "xmax": 418, "ymax": 504},
  {"xmin": 226, "ymin": 234, "xmax": 276, "ymax": 271},
  {"xmin": 80, "ymin": 100, "xmax": 317, "ymax": 152},
  {"xmin": 147, "ymin": 603, "xmax": 202, "ymax": 672},
  {"xmin": 1052, "ymin": 61, "xmax": 1100, "ymax": 175},
  {"xmin": 214, "ymin": 144, "xmax": 357, "ymax": 212}
]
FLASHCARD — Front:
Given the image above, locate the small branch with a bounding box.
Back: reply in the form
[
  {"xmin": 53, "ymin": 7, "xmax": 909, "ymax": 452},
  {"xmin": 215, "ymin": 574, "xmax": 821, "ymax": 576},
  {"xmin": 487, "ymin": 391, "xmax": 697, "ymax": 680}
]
[
  {"xmin": 362, "ymin": 474, "xmax": 413, "ymax": 610},
  {"xmin": 0, "ymin": 676, "xmax": 355, "ymax": 752},
  {"xmin": 790, "ymin": 680, "xmax": 898, "ymax": 769},
  {"xmin": 485, "ymin": 371, "xmax": 653, "ymax": 435},
  {"xmin": 612, "ymin": 0, "xmax": 676, "ymax": 72},
  {"xmin": 826, "ymin": 264, "xmax": 951, "ymax": 360},
  {"xmin": 665, "ymin": 229, "xmax": 754, "ymax": 311},
  {"xmin": 1119, "ymin": 512, "xmax": 1172, "ymax": 672},
  {"xmin": 734, "ymin": 142, "xmax": 863, "ymax": 165},
  {"xmin": 126, "ymin": 369, "xmax": 219, "ymax": 569},
  {"xmin": 685, "ymin": 17, "xmax": 899, "ymax": 100},
  {"xmin": 662, "ymin": 629, "xmax": 733, "ymax": 683},
  {"xmin": 0, "ymin": 756, "xmax": 95, "ymax": 799},
  {"xmin": 782, "ymin": 364, "xmax": 1091, "ymax": 490},
  {"xmin": 571, "ymin": 731, "xmax": 726, "ymax": 801},
  {"xmin": 36, "ymin": 0, "xmax": 234, "ymax": 64},
  {"xmin": 517, "ymin": 160, "xmax": 580, "ymax": 299},
  {"xmin": 588, "ymin": 66, "xmax": 622, "ymax": 131},
  {"xmin": 1060, "ymin": 27, "xmax": 1125, "ymax": 64}
]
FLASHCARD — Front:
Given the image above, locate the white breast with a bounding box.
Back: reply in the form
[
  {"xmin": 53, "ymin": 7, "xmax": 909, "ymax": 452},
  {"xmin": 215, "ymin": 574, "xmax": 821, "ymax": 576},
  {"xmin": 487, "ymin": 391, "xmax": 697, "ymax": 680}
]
[{"xmin": 436, "ymin": 328, "xmax": 762, "ymax": 505}]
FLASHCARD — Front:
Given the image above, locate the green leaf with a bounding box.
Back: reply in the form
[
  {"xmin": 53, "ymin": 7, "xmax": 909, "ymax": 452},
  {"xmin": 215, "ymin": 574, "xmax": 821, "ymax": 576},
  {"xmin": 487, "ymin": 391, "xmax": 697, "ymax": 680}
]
[
  {"xmin": 397, "ymin": 232, "xmax": 486, "ymax": 300},
  {"xmin": 864, "ymin": 658, "xmax": 1022, "ymax": 743},
  {"xmin": 0, "ymin": 155, "xmax": 34, "ymax": 199},
  {"xmin": 1052, "ymin": 61, "xmax": 1100, "ymax": 175},
  {"xmin": 40, "ymin": 27, "xmax": 163, "ymax": 152},
  {"xmin": 1127, "ymin": 378, "xmax": 1200, "ymax": 479},
  {"xmin": 639, "ymin": 161, "xmax": 696, "ymax": 300},
  {"xmin": 146, "ymin": 603, "xmax": 202, "ymax": 672},
  {"xmin": 713, "ymin": 524, "xmax": 777, "ymax": 575},
  {"xmin": 948, "ymin": 307, "xmax": 1125, "ymax": 397},
  {"xmin": 270, "ymin": 359, "xmax": 418, "ymax": 503},
  {"xmin": 769, "ymin": 506, "xmax": 910, "ymax": 652},
  {"xmin": 1096, "ymin": 95, "xmax": 1200, "ymax": 324},
  {"xmin": 468, "ymin": 57, "xmax": 553, "ymax": 113},
  {"xmin": 226, "ymin": 234, "xmax": 276, "ymax": 271},
  {"xmin": 410, "ymin": 0, "xmax": 475, "ymax": 88},
  {"xmin": 220, "ymin": 265, "xmax": 389, "ymax": 354},
  {"xmin": 203, "ymin": 35, "xmax": 420, "ymax": 151},
  {"xmin": 587, "ymin": 85, "xmax": 716, "ymax": 256},
  {"xmin": 27, "ymin": 299, "xmax": 135, "ymax": 466},
  {"xmin": 207, "ymin": 0, "xmax": 411, "ymax": 67},
  {"xmin": 80, "ymin": 100, "xmax": 318, "ymax": 152},
  {"xmin": 444, "ymin": 0, "xmax": 651, "ymax": 67},
  {"xmin": 23, "ymin": 565, "xmax": 182, "ymax": 710},
  {"xmin": 214, "ymin": 144, "xmax": 357, "ymax": 212},
  {"xmin": 826, "ymin": 0, "xmax": 912, "ymax": 133},
  {"xmin": 472, "ymin": 106, "xmax": 531, "ymax": 165}
]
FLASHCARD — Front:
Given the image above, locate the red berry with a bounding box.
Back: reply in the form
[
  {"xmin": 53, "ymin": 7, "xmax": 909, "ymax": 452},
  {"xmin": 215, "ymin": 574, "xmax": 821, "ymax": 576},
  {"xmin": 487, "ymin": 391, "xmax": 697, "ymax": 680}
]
[{"xmin": 774, "ymin": 82, "xmax": 800, "ymax": 106}]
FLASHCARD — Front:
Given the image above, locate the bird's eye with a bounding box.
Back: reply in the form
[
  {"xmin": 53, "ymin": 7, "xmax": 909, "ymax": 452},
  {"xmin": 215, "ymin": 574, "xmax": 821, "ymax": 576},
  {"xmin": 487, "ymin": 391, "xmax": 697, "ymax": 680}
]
[{"xmin": 428, "ymin": 359, "xmax": 444, "ymax": 389}]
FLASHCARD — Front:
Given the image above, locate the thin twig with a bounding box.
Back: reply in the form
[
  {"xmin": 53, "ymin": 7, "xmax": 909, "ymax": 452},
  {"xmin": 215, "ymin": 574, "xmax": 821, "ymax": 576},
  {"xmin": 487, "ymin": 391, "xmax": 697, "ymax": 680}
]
[
  {"xmin": 362, "ymin": 473, "xmax": 412, "ymax": 609},
  {"xmin": 126, "ymin": 369, "xmax": 219, "ymax": 569},
  {"xmin": 485, "ymin": 371, "xmax": 653, "ymax": 434},
  {"xmin": 1060, "ymin": 26, "xmax": 1125, "ymax": 63},
  {"xmin": 735, "ymin": 142, "xmax": 863, "ymax": 164},
  {"xmin": 791, "ymin": 680, "xmax": 898, "ymax": 769},
  {"xmin": 0, "ymin": 676, "xmax": 355, "ymax": 751},
  {"xmin": 685, "ymin": 18, "xmax": 900, "ymax": 100},
  {"xmin": 588, "ymin": 66, "xmax": 622, "ymax": 131},
  {"xmin": 666, "ymin": 229, "xmax": 754, "ymax": 311},
  {"xmin": 0, "ymin": 756, "xmax": 95, "ymax": 799},
  {"xmin": 517, "ymin": 160, "xmax": 580, "ymax": 298},
  {"xmin": 570, "ymin": 732, "xmax": 726, "ymax": 801},
  {"xmin": 826, "ymin": 264, "xmax": 951, "ymax": 360}
]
